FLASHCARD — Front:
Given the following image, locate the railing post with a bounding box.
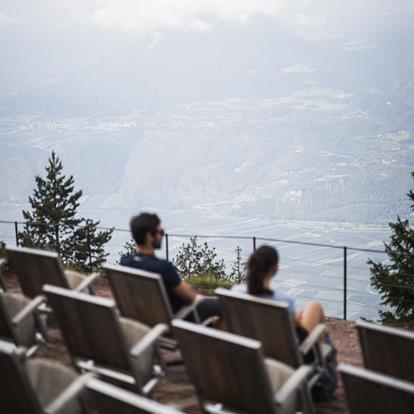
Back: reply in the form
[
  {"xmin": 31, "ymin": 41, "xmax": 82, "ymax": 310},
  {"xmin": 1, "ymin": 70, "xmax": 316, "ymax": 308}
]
[
  {"xmin": 165, "ymin": 234, "xmax": 169, "ymax": 261},
  {"xmin": 14, "ymin": 221, "xmax": 19, "ymax": 246},
  {"xmin": 86, "ymin": 224, "xmax": 93, "ymax": 271},
  {"xmin": 55, "ymin": 225, "xmax": 60, "ymax": 254},
  {"xmin": 343, "ymin": 246, "xmax": 347, "ymax": 320},
  {"xmin": 253, "ymin": 237, "xmax": 256, "ymax": 251}
]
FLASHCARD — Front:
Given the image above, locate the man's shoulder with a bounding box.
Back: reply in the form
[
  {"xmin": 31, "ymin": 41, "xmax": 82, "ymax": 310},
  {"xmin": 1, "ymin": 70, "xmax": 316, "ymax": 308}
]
[
  {"xmin": 120, "ymin": 254, "xmax": 141, "ymax": 267},
  {"xmin": 120, "ymin": 254, "xmax": 175, "ymax": 272}
]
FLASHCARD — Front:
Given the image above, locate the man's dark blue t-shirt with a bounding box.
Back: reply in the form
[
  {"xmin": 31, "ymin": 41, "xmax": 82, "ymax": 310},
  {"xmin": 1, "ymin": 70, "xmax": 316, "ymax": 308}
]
[{"xmin": 120, "ymin": 253, "xmax": 186, "ymax": 313}]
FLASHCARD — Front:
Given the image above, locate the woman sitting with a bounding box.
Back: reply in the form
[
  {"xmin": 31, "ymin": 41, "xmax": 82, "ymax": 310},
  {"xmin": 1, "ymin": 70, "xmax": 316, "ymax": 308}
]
[
  {"xmin": 234, "ymin": 245, "xmax": 324, "ymax": 332},
  {"xmin": 232, "ymin": 244, "xmax": 337, "ymax": 401}
]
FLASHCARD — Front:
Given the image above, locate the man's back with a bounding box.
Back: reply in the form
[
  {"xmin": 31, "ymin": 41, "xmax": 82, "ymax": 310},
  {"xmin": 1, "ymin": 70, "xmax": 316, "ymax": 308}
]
[{"xmin": 120, "ymin": 253, "xmax": 186, "ymax": 313}]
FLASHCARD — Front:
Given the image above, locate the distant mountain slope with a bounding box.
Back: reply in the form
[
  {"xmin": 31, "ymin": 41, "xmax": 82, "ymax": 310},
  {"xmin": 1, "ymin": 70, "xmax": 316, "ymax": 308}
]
[{"xmin": 0, "ymin": 89, "xmax": 412, "ymax": 224}]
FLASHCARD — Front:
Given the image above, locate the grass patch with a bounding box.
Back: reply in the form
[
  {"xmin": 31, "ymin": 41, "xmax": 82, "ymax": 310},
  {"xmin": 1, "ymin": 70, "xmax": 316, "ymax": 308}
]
[{"xmin": 186, "ymin": 275, "xmax": 235, "ymax": 296}]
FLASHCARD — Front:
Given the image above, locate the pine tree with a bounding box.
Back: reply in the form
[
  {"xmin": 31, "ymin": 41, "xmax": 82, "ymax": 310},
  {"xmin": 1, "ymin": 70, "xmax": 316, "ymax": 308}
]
[
  {"xmin": 19, "ymin": 151, "xmax": 113, "ymax": 271},
  {"xmin": 229, "ymin": 246, "xmax": 246, "ymax": 283},
  {"xmin": 67, "ymin": 219, "xmax": 113, "ymax": 272},
  {"xmin": 174, "ymin": 236, "xmax": 226, "ymax": 280},
  {"xmin": 368, "ymin": 171, "xmax": 414, "ymax": 322},
  {"xmin": 19, "ymin": 151, "xmax": 82, "ymax": 260}
]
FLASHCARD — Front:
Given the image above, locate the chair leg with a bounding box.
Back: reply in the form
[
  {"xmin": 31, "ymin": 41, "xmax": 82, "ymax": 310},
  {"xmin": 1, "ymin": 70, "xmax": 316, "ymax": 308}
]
[
  {"xmin": 300, "ymin": 383, "xmax": 316, "ymax": 414},
  {"xmin": 34, "ymin": 312, "xmax": 49, "ymax": 341},
  {"xmin": 46, "ymin": 312, "xmax": 57, "ymax": 328},
  {"xmin": 0, "ymin": 274, "xmax": 6, "ymax": 291},
  {"xmin": 154, "ymin": 343, "xmax": 168, "ymax": 374},
  {"xmin": 0, "ymin": 259, "xmax": 7, "ymax": 292}
]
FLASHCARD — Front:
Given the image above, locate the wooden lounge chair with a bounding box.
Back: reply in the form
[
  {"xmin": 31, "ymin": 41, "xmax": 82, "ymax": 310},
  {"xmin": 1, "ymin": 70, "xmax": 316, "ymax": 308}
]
[
  {"xmin": 0, "ymin": 339, "xmax": 90, "ymax": 414},
  {"xmin": 0, "ymin": 290, "xmax": 47, "ymax": 356},
  {"xmin": 6, "ymin": 246, "xmax": 100, "ymax": 301},
  {"xmin": 340, "ymin": 363, "xmax": 414, "ymax": 414},
  {"xmin": 172, "ymin": 319, "xmax": 315, "ymax": 414},
  {"xmin": 104, "ymin": 264, "xmax": 205, "ymax": 348},
  {"xmin": 356, "ymin": 320, "xmax": 414, "ymax": 382},
  {"xmin": 216, "ymin": 288, "xmax": 331, "ymax": 380},
  {"xmin": 43, "ymin": 284, "xmax": 168, "ymax": 395},
  {"xmin": 85, "ymin": 377, "xmax": 185, "ymax": 414}
]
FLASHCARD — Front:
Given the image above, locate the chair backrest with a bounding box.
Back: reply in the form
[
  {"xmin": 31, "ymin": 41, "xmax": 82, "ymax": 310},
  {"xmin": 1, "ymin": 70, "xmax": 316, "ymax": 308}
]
[
  {"xmin": 356, "ymin": 320, "xmax": 414, "ymax": 382},
  {"xmin": 86, "ymin": 378, "xmax": 184, "ymax": 414},
  {"xmin": 340, "ymin": 363, "xmax": 414, "ymax": 414},
  {"xmin": 216, "ymin": 288, "xmax": 301, "ymax": 367},
  {"xmin": 0, "ymin": 340, "xmax": 43, "ymax": 414},
  {"xmin": 172, "ymin": 319, "xmax": 276, "ymax": 414},
  {"xmin": 43, "ymin": 284, "xmax": 131, "ymax": 373},
  {"xmin": 105, "ymin": 264, "xmax": 173, "ymax": 327},
  {"xmin": 7, "ymin": 246, "xmax": 69, "ymax": 298},
  {"xmin": 0, "ymin": 292, "xmax": 16, "ymax": 343}
]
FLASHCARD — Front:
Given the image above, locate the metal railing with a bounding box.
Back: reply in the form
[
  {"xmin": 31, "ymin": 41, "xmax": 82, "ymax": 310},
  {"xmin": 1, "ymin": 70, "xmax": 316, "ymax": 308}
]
[{"xmin": 0, "ymin": 219, "xmax": 389, "ymax": 321}]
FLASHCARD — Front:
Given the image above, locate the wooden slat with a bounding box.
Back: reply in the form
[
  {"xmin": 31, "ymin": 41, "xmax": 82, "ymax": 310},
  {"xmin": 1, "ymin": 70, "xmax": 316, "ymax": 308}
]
[
  {"xmin": 7, "ymin": 246, "xmax": 69, "ymax": 298},
  {"xmin": 217, "ymin": 288, "xmax": 302, "ymax": 367},
  {"xmin": 357, "ymin": 320, "xmax": 414, "ymax": 382},
  {"xmin": 0, "ymin": 292, "xmax": 16, "ymax": 343},
  {"xmin": 87, "ymin": 378, "xmax": 184, "ymax": 414},
  {"xmin": 172, "ymin": 320, "xmax": 276, "ymax": 414},
  {"xmin": 43, "ymin": 285, "xmax": 131, "ymax": 372},
  {"xmin": 340, "ymin": 363, "xmax": 414, "ymax": 414},
  {"xmin": 0, "ymin": 340, "xmax": 43, "ymax": 414},
  {"xmin": 105, "ymin": 264, "xmax": 172, "ymax": 327}
]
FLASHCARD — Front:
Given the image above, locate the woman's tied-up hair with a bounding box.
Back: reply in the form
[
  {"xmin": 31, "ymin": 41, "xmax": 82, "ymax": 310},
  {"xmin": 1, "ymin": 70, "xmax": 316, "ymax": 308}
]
[{"xmin": 247, "ymin": 245, "xmax": 279, "ymax": 295}]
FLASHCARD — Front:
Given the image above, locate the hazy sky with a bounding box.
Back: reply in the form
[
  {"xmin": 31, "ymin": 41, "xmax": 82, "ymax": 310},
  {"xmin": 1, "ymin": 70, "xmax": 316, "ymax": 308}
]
[
  {"xmin": 0, "ymin": 0, "xmax": 413, "ymax": 114},
  {"xmin": 1, "ymin": 0, "xmax": 411, "ymax": 36}
]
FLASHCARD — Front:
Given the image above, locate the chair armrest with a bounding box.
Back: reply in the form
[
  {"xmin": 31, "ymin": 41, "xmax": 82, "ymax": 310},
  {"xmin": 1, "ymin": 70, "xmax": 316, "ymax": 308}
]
[
  {"xmin": 298, "ymin": 323, "xmax": 326, "ymax": 357},
  {"xmin": 11, "ymin": 295, "xmax": 46, "ymax": 326},
  {"xmin": 274, "ymin": 365, "xmax": 313, "ymax": 405},
  {"xmin": 74, "ymin": 272, "xmax": 100, "ymax": 292},
  {"xmin": 45, "ymin": 373, "xmax": 94, "ymax": 414},
  {"xmin": 130, "ymin": 324, "xmax": 169, "ymax": 358},
  {"xmin": 174, "ymin": 295, "xmax": 204, "ymax": 322},
  {"xmin": 174, "ymin": 303, "xmax": 199, "ymax": 320},
  {"xmin": 201, "ymin": 315, "xmax": 219, "ymax": 326}
]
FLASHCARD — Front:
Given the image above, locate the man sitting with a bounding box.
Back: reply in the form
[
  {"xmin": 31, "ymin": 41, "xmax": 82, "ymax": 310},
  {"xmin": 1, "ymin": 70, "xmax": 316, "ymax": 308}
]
[{"xmin": 120, "ymin": 212, "xmax": 221, "ymax": 322}]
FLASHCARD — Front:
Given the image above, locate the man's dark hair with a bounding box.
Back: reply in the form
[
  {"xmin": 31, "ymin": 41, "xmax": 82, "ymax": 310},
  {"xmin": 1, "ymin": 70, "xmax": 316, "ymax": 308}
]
[{"xmin": 130, "ymin": 213, "xmax": 161, "ymax": 246}]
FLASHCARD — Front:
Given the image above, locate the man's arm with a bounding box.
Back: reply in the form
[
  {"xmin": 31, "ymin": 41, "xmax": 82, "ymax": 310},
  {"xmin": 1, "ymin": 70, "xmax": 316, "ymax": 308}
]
[{"xmin": 173, "ymin": 280, "xmax": 202, "ymax": 305}]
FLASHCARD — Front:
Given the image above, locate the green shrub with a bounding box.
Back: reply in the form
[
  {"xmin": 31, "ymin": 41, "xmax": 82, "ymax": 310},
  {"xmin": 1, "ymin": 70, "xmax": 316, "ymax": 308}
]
[
  {"xmin": 174, "ymin": 236, "xmax": 227, "ymax": 280},
  {"xmin": 118, "ymin": 239, "xmax": 137, "ymax": 262}
]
